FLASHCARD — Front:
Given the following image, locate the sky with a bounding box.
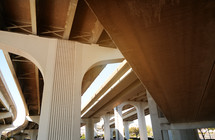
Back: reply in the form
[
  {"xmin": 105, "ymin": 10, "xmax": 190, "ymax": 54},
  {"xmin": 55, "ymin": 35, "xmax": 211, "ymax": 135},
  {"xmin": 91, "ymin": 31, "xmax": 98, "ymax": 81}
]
[{"xmin": 0, "ymin": 50, "xmax": 25, "ymax": 127}]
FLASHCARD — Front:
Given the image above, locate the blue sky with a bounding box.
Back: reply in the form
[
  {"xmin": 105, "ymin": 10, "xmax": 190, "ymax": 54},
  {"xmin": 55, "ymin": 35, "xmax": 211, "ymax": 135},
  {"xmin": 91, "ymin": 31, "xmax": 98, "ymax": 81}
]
[{"xmin": 0, "ymin": 50, "xmax": 25, "ymax": 127}]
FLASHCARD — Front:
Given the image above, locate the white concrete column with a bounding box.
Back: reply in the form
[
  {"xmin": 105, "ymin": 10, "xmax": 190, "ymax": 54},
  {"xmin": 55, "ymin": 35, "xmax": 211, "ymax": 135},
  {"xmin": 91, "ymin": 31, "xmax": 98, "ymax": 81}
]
[
  {"xmin": 102, "ymin": 114, "xmax": 111, "ymax": 140},
  {"xmin": 38, "ymin": 41, "xmax": 82, "ymax": 140},
  {"xmin": 162, "ymin": 130, "xmax": 170, "ymax": 140},
  {"xmin": 110, "ymin": 128, "xmax": 114, "ymax": 139},
  {"xmin": 169, "ymin": 129, "xmax": 200, "ymax": 140},
  {"xmin": 94, "ymin": 123, "xmax": 97, "ymax": 137},
  {"xmin": 124, "ymin": 121, "xmax": 130, "ymax": 140},
  {"xmin": 85, "ymin": 118, "xmax": 94, "ymax": 140},
  {"xmin": 114, "ymin": 106, "xmax": 124, "ymax": 140},
  {"xmin": 135, "ymin": 102, "xmax": 148, "ymax": 140},
  {"xmin": 168, "ymin": 130, "xmax": 173, "ymax": 140},
  {"xmin": 0, "ymin": 32, "xmax": 123, "ymax": 140},
  {"xmin": 147, "ymin": 91, "xmax": 163, "ymax": 140}
]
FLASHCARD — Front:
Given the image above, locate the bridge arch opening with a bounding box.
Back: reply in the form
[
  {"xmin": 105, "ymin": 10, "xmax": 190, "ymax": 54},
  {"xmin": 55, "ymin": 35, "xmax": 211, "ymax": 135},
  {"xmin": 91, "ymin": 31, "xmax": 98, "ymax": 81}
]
[
  {"xmin": 8, "ymin": 52, "xmax": 44, "ymax": 116},
  {"xmin": 119, "ymin": 103, "xmax": 151, "ymax": 140},
  {"xmin": 0, "ymin": 50, "xmax": 44, "ymax": 137}
]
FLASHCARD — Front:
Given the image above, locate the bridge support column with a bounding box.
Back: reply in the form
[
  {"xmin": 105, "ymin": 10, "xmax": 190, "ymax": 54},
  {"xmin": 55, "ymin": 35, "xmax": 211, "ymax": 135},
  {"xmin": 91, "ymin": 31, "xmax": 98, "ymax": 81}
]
[
  {"xmin": 136, "ymin": 102, "xmax": 148, "ymax": 140},
  {"xmin": 102, "ymin": 114, "xmax": 111, "ymax": 140},
  {"xmin": 162, "ymin": 130, "xmax": 170, "ymax": 140},
  {"xmin": 110, "ymin": 128, "xmax": 114, "ymax": 139},
  {"xmin": 38, "ymin": 41, "xmax": 82, "ymax": 140},
  {"xmin": 114, "ymin": 106, "xmax": 124, "ymax": 140},
  {"xmin": 37, "ymin": 40, "xmax": 123, "ymax": 140},
  {"xmin": 124, "ymin": 121, "xmax": 130, "ymax": 140},
  {"xmin": 169, "ymin": 129, "xmax": 199, "ymax": 140},
  {"xmin": 147, "ymin": 92, "xmax": 200, "ymax": 140},
  {"xmin": 94, "ymin": 123, "xmax": 97, "ymax": 137},
  {"xmin": 0, "ymin": 32, "xmax": 123, "ymax": 140},
  {"xmin": 147, "ymin": 92, "xmax": 164, "ymax": 140},
  {"xmin": 85, "ymin": 118, "xmax": 94, "ymax": 140}
]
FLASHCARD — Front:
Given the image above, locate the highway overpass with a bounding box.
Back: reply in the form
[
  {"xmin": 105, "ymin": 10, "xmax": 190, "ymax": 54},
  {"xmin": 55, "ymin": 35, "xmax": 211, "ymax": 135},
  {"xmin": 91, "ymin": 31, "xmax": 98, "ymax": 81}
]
[{"xmin": 0, "ymin": 0, "xmax": 214, "ymax": 140}]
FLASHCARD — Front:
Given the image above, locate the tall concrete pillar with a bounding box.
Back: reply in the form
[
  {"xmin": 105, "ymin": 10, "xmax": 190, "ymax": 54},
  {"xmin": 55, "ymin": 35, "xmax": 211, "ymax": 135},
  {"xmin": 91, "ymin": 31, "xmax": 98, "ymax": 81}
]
[
  {"xmin": 124, "ymin": 121, "xmax": 130, "ymax": 140},
  {"xmin": 162, "ymin": 130, "xmax": 170, "ymax": 140},
  {"xmin": 147, "ymin": 92, "xmax": 200, "ymax": 140},
  {"xmin": 38, "ymin": 41, "xmax": 82, "ymax": 140},
  {"xmin": 102, "ymin": 114, "xmax": 111, "ymax": 140},
  {"xmin": 135, "ymin": 102, "xmax": 148, "ymax": 140},
  {"xmin": 0, "ymin": 32, "xmax": 123, "ymax": 140},
  {"xmin": 37, "ymin": 40, "xmax": 123, "ymax": 140},
  {"xmin": 147, "ymin": 92, "xmax": 163, "ymax": 140},
  {"xmin": 114, "ymin": 106, "xmax": 124, "ymax": 140},
  {"xmin": 110, "ymin": 128, "xmax": 114, "ymax": 139},
  {"xmin": 85, "ymin": 118, "xmax": 94, "ymax": 140},
  {"xmin": 94, "ymin": 123, "xmax": 97, "ymax": 137},
  {"xmin": 169, "ymin": 129, "xmax": 200, "ymax": 140}
]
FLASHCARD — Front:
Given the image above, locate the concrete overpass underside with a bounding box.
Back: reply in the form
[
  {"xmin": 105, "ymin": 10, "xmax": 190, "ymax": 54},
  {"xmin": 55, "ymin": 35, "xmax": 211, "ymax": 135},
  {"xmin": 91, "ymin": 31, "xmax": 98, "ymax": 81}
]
[
  {"xmin": 85, "ymin": 0, "xmax": 215, "ymax": 123},
  {"xmin": 0, "ymin": 0, "xmax": 214, "ymax": 140}
]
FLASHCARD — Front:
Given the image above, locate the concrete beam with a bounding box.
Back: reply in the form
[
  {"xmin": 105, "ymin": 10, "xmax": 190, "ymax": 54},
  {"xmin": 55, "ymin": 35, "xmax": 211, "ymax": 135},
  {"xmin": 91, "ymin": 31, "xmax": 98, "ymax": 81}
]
[
  {"xmin": 109, "ymin": 108, "xmax": 137, "ymax": 126},
  {"xmin": 29, "ymin": 0, "xmax": 37, "ymax": 34},
  {"xmin": 81, "ymin": 61, "xmax": 129, "ymax": 113},
  {"xmin": 81, "ymin": 118, "xmax": 100, "ymax": 124},
  {"xmin": 0, "ymin": 90, "xmax": 10, "ymax": 111},
  {"xmin": 63, "ymin": 0, "xmax": 78, "ymax": 39},
  {"xmin": 28, "ymin": 116, "xmax": 40, "ymax": 124},
  {"xmin": 161, "ymin": 121, "xmax": 215, "ymax": 130},
  {"xmin": 0, "ymin": 112, "xmax": 12, "ymax": 120},
  {"xmin": 89, "ymin": 20, "xmax": 104, "ymax": 44},
  {"xmin": 3, "ymin": 51, "xmax": 29, "ymax": 115}
]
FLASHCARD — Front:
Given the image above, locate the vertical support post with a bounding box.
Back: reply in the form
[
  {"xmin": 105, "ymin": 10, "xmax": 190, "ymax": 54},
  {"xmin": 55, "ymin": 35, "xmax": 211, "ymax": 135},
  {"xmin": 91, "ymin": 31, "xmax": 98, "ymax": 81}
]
[
  {"xmin": 110, "ymin": 128, "xmax": 114, "ymax": 139},
  {"xmin": 37, "ymin": 40, "xmax": 123, "ymax": 140},
  {"xmin": 94, "ymin": 123, "xmax": 97, "ymax": 137},
  {"xmin": 114, "ymin": 106, "xmax": 124, "ymax": 140},
  {"xmin": 147, "ymin": 91, "xmax": 163, "ymax": 140},
  {"xmin": 135, "ymin": 102, "xmax": 148, "ymax": 140},
  {"xmin": 124, "ymin": 121, "xmax": 130, "ymax": 140},
  {"xmin": 102, "ymin": 114, "xmax": 111, "ymax": 140},
  {"xmin": 38, "ymin": 41, "xmax": 82, "ymax": 140},
  {"xmin": 162, "ymin": 130, "xmax": 170, "ymax": 140},
  {"xmin": 85, "ymin": 118, "xmax": 94, "ymax": 140}
]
